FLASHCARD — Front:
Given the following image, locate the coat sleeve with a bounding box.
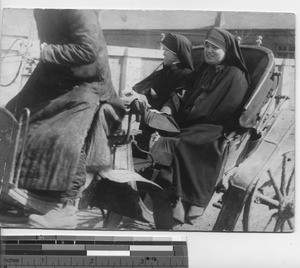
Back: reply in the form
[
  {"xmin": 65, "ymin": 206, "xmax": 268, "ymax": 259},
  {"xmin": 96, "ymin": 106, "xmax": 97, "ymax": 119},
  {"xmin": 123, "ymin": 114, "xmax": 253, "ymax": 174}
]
[{"xmin": 41, "ymin": 10, "xmax": 100, "ymax": 66}]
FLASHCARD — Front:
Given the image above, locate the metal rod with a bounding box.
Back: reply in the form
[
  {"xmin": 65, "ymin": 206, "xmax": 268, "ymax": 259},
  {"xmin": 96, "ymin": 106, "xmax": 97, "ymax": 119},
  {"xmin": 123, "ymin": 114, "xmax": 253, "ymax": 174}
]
[
  {"xmin": 14, "ymin": 108, "xmax": 30, "ymax": 187},
  {"xmin": 256, "ymin": 73, "xmax": 281, "ymax": 133}
]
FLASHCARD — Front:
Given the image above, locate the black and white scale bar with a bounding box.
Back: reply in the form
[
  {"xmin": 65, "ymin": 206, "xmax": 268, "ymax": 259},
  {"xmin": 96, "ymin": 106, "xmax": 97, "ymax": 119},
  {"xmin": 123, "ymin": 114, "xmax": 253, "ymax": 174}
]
[{"xmin": 1, "ymin": 234, "xmax": 188, "ymax": 267}]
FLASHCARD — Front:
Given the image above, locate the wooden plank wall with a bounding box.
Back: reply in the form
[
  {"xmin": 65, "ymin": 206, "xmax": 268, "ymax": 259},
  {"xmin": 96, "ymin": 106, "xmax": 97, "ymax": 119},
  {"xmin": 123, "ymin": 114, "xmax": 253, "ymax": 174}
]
[{"xmin": 0, "ymin": 46, "xmax": 295, "ymax": 112}]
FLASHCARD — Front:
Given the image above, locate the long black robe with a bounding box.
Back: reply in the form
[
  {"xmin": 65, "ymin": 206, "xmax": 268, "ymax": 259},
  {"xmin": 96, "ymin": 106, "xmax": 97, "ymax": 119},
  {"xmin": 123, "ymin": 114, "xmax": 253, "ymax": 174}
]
[
  {"xmin": 133, "ymin": 63, "xmax": 194, "ymax": 110},
  {"xmin": 151, "ymin": 64, "xmax": 248, "ymax": 207},
  {"xmin": 5, "ymin": 9, "xmax": 125, "ymax": 191},
  {"xmin": 133, "ymin": 33, "xmax": 194, "ymax": 110}
]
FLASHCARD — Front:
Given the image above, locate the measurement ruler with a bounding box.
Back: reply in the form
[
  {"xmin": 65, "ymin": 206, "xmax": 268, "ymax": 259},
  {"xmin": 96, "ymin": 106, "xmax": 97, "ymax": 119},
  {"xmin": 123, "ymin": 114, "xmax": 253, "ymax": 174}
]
[{"xmin": 1, "ymin": 234, "xmax": 188, "ymax": 267}]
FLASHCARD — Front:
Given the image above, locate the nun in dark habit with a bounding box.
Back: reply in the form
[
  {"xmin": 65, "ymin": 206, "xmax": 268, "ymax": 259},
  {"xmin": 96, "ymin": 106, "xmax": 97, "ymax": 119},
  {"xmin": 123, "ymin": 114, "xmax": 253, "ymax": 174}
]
[
  {"xmin": 122, "ymin": 32, "xmax": 194, "ymax": 151},
  {"xmin": 126, "ymin": 32, "xmax": 194, "ymax": 110},
  {"xmin": 142, "ymin": 27, "xmax": 250, "ymax": 223}
]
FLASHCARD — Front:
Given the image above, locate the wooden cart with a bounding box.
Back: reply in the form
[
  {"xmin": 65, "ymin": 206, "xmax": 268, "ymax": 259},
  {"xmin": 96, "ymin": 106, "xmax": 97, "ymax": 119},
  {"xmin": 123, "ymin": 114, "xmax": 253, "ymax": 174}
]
[{"xmin": 0, "ymin": 45, "xmax": 294, "ymax": 231}]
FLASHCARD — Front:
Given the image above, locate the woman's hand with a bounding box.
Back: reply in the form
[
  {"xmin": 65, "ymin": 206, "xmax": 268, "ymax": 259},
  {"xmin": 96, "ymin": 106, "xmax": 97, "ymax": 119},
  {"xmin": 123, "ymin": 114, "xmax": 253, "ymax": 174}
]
[{"xmin": 121, "ymin": 89, "xmax": 150, "ymax": 108}]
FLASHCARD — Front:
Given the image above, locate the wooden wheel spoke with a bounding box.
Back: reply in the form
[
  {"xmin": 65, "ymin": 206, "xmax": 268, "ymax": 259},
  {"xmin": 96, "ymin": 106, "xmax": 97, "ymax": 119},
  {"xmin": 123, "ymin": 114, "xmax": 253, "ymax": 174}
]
[
  {"xmin": 274, "ymin": 217, "xmax": 283, "ymax": 232},
  {"xmin": 267, "ymin": 170, "xmax": 283, "ymax": 201},
  {"xmin": 286, "ymin": 167, "xmax": 295, "ymax": 196},
  {"xmin": 287, "ymin": 219, "xmax": 294, "ymax": 230},
  {"xmin": 280, "ymin": 154, "xmax": 287, "ymax": 197},
  {"xmin": 280, "ymin": 220, "xmax": 286, "ymax": 232},
  {"xmin": 263, "ymin": 213, "xmax": 278, "ymax": 232}
]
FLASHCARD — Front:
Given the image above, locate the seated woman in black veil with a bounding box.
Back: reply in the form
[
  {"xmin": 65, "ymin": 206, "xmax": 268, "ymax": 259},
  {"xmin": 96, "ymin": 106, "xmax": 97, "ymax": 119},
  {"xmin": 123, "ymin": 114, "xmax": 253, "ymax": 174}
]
[
  {"xmin": 123, "ymin": 32, "xmax": 194, "ymax": 150},
  {"xmin": 138, "ymin": 27, "xmax": 250, "ymax": 224},
  {"xmin": 131, "ymin": 32, "xmax": 194, "ymax": 110}
]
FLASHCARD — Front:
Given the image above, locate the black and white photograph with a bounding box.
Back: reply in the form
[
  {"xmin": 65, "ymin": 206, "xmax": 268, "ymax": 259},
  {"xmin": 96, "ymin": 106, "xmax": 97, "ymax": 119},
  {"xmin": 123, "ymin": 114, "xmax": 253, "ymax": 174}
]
[
  {"xmin": 0, "ymin": 1, "xmax": 298, "ymax": 267},
  {"xmin": 0, "ymin": 5, "xmax": 295, "ymax": 232}
]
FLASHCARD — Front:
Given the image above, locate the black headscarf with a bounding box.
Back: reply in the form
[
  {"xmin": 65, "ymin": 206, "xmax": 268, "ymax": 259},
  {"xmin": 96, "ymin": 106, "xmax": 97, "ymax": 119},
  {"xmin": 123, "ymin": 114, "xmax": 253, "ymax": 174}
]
[
  {"xmin": 205, "ymin": 27, "xmax": 249, "ymax": 82},
  {"xmin": 161, "ymin": 33, "xmax": 194, "ymax": 70}
]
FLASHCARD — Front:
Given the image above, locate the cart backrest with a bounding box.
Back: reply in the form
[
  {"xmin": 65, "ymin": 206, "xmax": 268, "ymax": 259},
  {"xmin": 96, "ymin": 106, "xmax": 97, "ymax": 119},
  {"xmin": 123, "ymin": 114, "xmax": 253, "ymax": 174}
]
[{"xmin": 192, "ymin": 45, "xmax": 275, "ymax": 129}]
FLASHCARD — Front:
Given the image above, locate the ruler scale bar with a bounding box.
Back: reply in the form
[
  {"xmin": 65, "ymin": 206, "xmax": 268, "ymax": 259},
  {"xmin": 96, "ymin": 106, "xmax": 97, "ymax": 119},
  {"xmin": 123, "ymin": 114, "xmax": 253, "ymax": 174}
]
[
  {"xmin": 2, "ymin": 256, "xmax": 189, "ymax": 267},
  {"xmin": 1, "ymin": 235, "xmax": 188, "ymax": 267}
]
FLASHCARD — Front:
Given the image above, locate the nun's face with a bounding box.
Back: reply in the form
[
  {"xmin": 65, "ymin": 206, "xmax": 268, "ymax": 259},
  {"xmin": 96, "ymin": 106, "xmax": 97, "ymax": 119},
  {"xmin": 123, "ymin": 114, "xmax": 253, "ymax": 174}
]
[
  {"xmin": 204, "ymin": 41, "xmax": 226, "ymax": 65},
  {"xmin": 163, "ymin": 47, "xmax": 180, "ymax": 66}
]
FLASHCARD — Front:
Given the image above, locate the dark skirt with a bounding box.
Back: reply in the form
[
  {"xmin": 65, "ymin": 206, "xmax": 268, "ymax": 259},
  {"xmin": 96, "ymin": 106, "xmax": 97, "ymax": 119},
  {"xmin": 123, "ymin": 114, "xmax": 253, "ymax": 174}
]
[{"xmin": 151, "ymin": 124, "xmax": 223, "ymax": 207}]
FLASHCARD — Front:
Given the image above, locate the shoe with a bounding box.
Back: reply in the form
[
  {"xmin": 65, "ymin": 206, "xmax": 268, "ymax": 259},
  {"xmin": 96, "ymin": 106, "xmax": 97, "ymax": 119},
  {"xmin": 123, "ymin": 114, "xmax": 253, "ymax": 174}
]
[
  {"xmin": 28, "ymin": 203, "xmax": 78, "ymax": 229},
  {"xmin": 172, "ymin": 198, "xmax": 185, "ymax": 224},
  {"xmin": 186, "ymin": 205, "xmax": 204, "ymax": 219}
]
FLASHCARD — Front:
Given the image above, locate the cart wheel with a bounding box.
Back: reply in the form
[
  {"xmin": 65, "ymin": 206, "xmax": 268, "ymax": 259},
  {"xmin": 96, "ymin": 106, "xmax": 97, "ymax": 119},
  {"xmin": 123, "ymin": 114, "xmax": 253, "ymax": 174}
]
[{"xmin": 242, "ymin": 152, "xmax": 295, "ymax": 232}]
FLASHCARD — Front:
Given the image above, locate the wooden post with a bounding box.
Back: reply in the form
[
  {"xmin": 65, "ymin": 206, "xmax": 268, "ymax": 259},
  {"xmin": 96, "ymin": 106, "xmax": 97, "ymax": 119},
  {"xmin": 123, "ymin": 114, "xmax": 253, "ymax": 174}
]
[{"xmin": 119, "ymin": 47, "xmax": 128, "ymax": 96}]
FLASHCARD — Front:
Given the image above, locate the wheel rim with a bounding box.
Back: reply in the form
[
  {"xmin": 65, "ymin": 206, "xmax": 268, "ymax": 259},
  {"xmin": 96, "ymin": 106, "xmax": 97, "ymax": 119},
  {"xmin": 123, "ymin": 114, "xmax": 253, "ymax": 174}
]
[{"xmin": 242, "ymin": 151, "xmax": 294, "ymax": 232}]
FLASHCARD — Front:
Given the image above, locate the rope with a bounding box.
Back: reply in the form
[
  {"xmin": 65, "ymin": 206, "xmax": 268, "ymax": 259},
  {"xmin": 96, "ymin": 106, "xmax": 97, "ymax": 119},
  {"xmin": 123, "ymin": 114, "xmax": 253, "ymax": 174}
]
[
  {"xmin": 0, "ymin": 60, "xmax": 23, "ymax": 87},
  {"xmin": 1, "ymin": 38, "xmax": 25, "ymax": 87}
]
